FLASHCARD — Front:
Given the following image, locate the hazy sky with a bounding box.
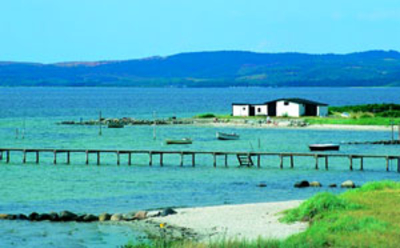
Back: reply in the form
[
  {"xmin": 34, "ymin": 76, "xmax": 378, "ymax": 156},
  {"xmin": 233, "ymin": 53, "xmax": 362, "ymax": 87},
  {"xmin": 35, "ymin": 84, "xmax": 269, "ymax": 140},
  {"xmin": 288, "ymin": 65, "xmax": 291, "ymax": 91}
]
[{"xmin": 1, "ymin": 0, "xmax": 400, "ymax": 63}]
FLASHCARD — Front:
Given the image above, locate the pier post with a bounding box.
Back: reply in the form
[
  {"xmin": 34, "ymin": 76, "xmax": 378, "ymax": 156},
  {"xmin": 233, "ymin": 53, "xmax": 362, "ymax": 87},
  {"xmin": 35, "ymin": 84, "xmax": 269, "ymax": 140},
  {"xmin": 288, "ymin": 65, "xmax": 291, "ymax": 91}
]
[
  {"xmin": 315, "ymin": 155, "xmax": 319, "ymax": 170},
  {"xmin": 360, "ymin": 157, "xmax": 364, "ymax": 171},
  {"xmin": 6, "ymin": 150, "xmax": 10, "ymax": 163},
  {"xmin": 349, "ymin": 156, "xmax": 353, "ymax": 171},
  {"xmin": 192, "ymin": 153, "xmax": 195, "ymax": 167},
  {"xmin": 257, "ymin": 155, "xmax": 260, "ymax": 168},
  {"xmin": 117, "ymin": 151, "xmax": 120, "ymax": 166},
  {"xmin": 53, "ymin": 151, "xmax": 57, "ymax": 165},
  {"xmin": 149, "ymin": 152, "xmax": 153, "ymax": 166},
  {"xmin": 36, "ymin": 151, "xmax": 39, "ymax": 164},
  {"xmin": 290, "ymin": 155, "xmax": 294, "ymax": 169},
  {"xmin": 180, "ymin": 153, "xmax": 184, "ymax": 167},
  {"xmin": 386, "ymin": 157, "xmax": 389, "ymax": 172},
  {"xmin": 85, "ymin": 151, "xmax": 89, "ymax": 165},
  {"xmin": 280, "ymin": 155, "xmax": 283, "ymax": 169},
  {"xmin": 97, "ymin": 152, "xmax": 100, "ymax": 166},
  {"xmin": 397, "ymin": 158, "xmax": 400, "ymax": 173},
  {"xmin": 160, "ymin": 153, "xmax": 163, "ymax": 167},
  {"xmin": 23, "ymin": 150, "xmax": 27, "ymax": 164},
  {"xmin": 213, "ymin": 153, "xmax": 217, "ymax": 168},
  {"xmin": 325, "ymin": 156, "xmax": 328, "ymax": 170},
  {"xmin": 67, "ymin": 152, "xmax": 70, "ymax": 165},
  {"xmin": 128, "ymin": 153, "xmax": 131, "ymax": 166},
  {"xmin": 0, "ymin": 151, "xmax": 2, "ymax": 161},
  {"xmin": 225, "ymin": 154, "xmax": 228, "ymax": 168}
]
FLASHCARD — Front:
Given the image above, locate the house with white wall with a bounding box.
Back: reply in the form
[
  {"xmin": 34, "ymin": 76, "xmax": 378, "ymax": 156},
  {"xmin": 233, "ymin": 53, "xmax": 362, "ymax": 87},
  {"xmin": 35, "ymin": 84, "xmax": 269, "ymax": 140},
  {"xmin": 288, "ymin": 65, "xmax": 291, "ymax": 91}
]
[{"xmin": 232, "ymin": 98, "xmax": 328, "ymax": 117}]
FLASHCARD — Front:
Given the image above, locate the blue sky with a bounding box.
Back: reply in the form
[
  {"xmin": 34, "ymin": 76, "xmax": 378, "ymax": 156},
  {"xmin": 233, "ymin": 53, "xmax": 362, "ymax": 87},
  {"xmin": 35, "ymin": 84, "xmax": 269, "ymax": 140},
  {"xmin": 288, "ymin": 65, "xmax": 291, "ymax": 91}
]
[{"xmin": 1, "ymin": 0, "xmax": 400, "ymax": 63}]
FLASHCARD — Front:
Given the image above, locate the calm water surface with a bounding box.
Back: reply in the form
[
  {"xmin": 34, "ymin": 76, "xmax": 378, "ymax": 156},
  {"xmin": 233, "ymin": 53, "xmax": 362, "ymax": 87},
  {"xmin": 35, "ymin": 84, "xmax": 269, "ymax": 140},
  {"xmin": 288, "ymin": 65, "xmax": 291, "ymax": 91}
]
[{"xmin": 0, "ymin": 87, "xmax": 399, "ymax": 247}]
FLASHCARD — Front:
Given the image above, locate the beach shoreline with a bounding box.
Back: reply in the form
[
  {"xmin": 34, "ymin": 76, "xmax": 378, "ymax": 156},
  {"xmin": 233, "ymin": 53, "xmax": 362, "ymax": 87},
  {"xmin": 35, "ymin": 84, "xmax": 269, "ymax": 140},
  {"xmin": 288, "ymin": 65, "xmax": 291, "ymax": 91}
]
[{"xmin": 146, "ymin": 200, "xmax": 307, "ymax": 242}]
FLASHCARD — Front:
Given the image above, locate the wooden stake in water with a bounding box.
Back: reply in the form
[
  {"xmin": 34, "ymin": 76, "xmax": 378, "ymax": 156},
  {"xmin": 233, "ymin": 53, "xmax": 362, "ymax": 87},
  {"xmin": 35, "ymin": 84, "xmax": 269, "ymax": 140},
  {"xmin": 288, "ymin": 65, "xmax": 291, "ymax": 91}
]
[
  {"xmin": 15, "ymin": 128, "xmax": 19, "ymax": 139},
  {"xmin": 99, "ymin": 111, "xmax": 102, "ymax": 136},
  {"xmin": 153, "ymin": 111, "xmax": 157, "ymax": 140},
  {"xmin": 390, "ymin": 120, "xmax": 394, "ymax": 142},
  {"xmin": 22, "ymin": 119, "xmax": 25, "ymax": 140}
]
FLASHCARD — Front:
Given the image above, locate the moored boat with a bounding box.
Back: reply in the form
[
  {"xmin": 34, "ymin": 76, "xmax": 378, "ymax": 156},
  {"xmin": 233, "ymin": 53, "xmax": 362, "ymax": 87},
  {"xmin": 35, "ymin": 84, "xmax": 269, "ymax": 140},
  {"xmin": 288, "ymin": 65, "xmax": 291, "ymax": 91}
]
[
  {"xmin": 309, "ymin": 144, "xmax": 340, "ymax": 151},
  {"xmin": 165, "ymin": 138, "xmax": 192, "ymax": 145},
  {"xmin": 108, "ymin": 122, "xmax": 124, "ymax": 128},
  {"xmin": 216, "ymin": 132, "xmax": 239, "ymax": 140}
]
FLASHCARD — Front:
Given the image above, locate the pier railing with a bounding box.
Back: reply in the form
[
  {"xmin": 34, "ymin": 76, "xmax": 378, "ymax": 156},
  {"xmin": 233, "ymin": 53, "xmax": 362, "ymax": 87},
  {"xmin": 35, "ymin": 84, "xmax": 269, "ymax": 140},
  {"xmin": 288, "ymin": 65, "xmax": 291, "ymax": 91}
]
[{"xmin": 0, "ymin": 148, "xmax": 399, "ymax": 172}]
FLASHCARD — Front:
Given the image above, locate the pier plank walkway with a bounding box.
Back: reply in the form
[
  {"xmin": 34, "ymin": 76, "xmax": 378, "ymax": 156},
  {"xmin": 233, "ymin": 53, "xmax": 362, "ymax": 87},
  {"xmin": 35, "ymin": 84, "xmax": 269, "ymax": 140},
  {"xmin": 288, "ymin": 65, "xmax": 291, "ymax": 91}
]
[{"xmin": 0, "ymin": 147, "xmax": 399, "ymax": 172}]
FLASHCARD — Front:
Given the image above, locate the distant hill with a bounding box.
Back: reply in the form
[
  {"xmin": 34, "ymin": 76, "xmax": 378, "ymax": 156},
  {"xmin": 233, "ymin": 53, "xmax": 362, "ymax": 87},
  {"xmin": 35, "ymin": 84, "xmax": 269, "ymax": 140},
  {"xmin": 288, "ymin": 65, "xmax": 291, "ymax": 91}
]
[{"xmin": 1, "ymin": 50, "xmax": 400, "ymax": 87}]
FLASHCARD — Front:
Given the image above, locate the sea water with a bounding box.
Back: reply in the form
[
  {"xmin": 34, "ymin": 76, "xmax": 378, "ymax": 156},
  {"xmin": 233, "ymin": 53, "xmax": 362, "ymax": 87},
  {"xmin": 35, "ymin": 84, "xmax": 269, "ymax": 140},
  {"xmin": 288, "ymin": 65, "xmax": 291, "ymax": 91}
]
[{"xmin": 0, "ymin": 87, "xmax": 400, "ymax": 247}]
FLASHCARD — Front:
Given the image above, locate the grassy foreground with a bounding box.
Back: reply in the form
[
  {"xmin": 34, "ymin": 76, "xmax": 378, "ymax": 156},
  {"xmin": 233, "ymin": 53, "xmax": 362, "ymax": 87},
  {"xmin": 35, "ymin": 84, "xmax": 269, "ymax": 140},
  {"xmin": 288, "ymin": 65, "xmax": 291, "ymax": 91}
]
[{"xmin": 125, "ymin": 181, "xmax": 400, "ymax": 248}]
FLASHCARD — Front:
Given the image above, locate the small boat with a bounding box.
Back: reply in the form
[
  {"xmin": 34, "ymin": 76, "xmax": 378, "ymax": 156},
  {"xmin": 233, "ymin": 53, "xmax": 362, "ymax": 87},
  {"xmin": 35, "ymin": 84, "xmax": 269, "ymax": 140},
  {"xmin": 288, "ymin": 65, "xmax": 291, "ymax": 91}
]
[
  {"xmin": 108, "ymin": 122, "xmax": 124, "ymax": 128},
  {"xmin": 309, "ymin": 144, "xmax": 340, "ymax": 151},
  {"xmin": 216, "ymin": 132, "xmax": 240, "ymax": 140},
  {"xmin": 165, "ymin": 138, "xmax": 192, "ymax": 145}
]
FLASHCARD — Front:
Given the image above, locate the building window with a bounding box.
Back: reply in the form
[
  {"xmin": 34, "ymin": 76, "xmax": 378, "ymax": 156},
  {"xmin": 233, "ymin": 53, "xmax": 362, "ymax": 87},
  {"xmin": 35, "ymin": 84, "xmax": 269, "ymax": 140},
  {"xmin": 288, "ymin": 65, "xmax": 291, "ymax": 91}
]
[
  {"xmin": 257, "ymin": 108, "xmax": 261, "ymax": 112},
  {"xmin": 284, "ymin": 101, "xmax": 289, "ymax": 106}
]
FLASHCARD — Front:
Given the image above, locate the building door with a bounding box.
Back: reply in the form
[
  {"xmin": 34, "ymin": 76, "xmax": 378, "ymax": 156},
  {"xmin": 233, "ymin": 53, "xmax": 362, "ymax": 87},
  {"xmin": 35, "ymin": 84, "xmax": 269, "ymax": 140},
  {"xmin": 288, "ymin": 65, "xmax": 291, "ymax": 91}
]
[
  {"xmin": 267, "ymin": 102, "xmax": 276, "ymax": 116},
  {"xmin": 249, "ymin": 106, "xmax": 255, "ymax": 116},
  {"xmin": 305, "ymin": 104, "xmax": 318, "ymax": 116}
]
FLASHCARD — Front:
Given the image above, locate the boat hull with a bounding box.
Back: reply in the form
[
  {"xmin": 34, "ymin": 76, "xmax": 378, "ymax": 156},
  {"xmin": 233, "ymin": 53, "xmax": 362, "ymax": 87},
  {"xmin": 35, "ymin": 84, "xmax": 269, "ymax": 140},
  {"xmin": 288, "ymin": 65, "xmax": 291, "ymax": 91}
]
[
  {"xmin": 216, "ymin": 132, "xmax": 239, "ymax": 140},
  {"xmin": 309, "ymin": 144, "xmax": 340, "ymax": 151},
  {"xmin": 165, "ymin": 139, "xmax": 192, "ymax": 145}
]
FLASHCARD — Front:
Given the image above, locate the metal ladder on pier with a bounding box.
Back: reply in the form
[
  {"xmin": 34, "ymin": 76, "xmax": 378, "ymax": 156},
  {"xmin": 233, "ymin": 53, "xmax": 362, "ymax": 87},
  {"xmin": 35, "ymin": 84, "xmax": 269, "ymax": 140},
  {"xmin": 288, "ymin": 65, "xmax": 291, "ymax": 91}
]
[{"xmin": 237, "ymin": 154, "xmax": 254, "ymax": 167}]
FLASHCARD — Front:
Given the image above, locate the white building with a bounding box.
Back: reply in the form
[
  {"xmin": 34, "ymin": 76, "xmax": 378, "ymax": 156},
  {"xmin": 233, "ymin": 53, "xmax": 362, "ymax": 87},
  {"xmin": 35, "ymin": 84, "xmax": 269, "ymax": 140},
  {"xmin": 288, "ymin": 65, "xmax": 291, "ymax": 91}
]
[{"xmin": 232, "ymin": 98, "xmax": 328, "ymax": 117}]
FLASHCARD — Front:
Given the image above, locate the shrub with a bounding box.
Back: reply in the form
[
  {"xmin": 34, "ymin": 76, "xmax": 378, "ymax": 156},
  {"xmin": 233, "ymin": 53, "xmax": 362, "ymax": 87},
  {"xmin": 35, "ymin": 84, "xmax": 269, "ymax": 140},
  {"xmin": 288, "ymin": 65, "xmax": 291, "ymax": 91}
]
[{"xmin": 196, "ymin": 113, "xmax": 216, "ymax": 118}]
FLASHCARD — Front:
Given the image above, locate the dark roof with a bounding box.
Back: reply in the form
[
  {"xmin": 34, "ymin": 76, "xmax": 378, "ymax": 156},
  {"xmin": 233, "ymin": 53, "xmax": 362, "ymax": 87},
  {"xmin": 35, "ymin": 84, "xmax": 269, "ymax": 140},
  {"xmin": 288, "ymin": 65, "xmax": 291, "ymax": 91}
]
[{"xmin": 264, "ymin": 98, "xmax": 328, "ymax": 106}]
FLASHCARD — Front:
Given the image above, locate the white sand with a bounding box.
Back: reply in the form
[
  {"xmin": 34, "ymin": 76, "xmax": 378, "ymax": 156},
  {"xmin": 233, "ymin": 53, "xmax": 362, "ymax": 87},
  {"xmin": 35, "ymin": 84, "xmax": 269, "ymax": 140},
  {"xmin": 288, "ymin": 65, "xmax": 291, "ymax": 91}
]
[
  {"xmin": 201, "ymin": 122, "xmax": 391, "ymax": 131},
  {"xmin": 150, "ymin": 200, "xmax": 307, "ymax": 241}
]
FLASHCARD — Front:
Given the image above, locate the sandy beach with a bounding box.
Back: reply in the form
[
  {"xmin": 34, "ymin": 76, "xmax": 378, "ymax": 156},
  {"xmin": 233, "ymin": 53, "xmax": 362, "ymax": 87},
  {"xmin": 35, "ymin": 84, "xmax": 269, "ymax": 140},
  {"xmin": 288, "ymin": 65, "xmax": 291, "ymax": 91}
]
[
  {"xmin": 149, "ymin": 200, "xmax": 307, "ymax": 242},
  {"xmin": 196, "ymin": 121, "xmax": 392, "ymax": 131}
]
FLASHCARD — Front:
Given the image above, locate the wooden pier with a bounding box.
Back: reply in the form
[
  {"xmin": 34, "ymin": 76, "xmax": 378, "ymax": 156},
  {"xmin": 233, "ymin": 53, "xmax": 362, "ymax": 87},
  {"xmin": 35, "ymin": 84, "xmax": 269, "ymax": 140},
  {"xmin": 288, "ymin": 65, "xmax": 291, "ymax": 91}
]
[{"xmin": 0, "ymin": 148, "xmax": 399, "ymax": 172}]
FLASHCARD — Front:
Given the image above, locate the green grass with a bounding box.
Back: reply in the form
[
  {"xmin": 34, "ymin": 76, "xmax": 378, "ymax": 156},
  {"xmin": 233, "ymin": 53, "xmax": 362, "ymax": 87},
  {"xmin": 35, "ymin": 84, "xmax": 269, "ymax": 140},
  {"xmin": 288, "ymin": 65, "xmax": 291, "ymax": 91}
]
[
  {"xmin": 126, "ymin": 181, "xmax": 400, "ymax": 248},
  {"xmin": 304, "ymin": 116, "xmax": 400, "ymax": 126}
]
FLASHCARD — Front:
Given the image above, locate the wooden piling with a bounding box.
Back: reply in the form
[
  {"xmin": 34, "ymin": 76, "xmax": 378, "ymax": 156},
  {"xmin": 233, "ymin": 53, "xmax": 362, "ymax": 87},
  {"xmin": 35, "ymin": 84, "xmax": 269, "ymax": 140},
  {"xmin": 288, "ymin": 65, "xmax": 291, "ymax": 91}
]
[
  {"xmin": 0, "ymin": 151, "xmax": 2, "ymax": 161},
  {"xmin": 149, "ymin": 152, "xmax": 153, "ymax": 166},
  {"xmin": 85, "ymin": 151, "xmax": 89, "ymax": 165},
  {"xmin": 280, "ymin": 155, "xmax": 283, "ymax": 169},
  {"xmin": 325, "ymin": 156, "xmax": 328, "ymax": 170},
  {"xmin": 180, "ymin": 153, "xmax": 184, "ymax": 167},
  {"xmin": 96, "ymin": 152, "xmax": 100, "ymax": 166},
  {"xmin": 349, "ymin": 156, "xmax": 353, "ymax": 171},
  {"xmin": 315, "ymin": 155, "xmax": 319, "ymax": 170},
  {"xmin": 53, "ymin": 151, "xmax": 57, "ymax": 165},
  {"xmin": 397, "ymin": 158, "xmax": 400, "ymax": 173},
  {"xmin": 290, "ymin": 155, "xmax": 294, "ymax": 169},
  {"xmin": 6, "ymin": 150, "xmax": 10, "ymax": 163},
  {"xmin": 360, "ymin": 157, "xmax": 363, "ymax": 171},
  {"xmin": 67, "ymin": 151, "xmax": 70, "ymax": 165},
  {"xmin": 23, "ymin": 150, "xmax": 27, "ymax": 164},
  {"xmin": 257, "ymin": 155, "xmax": 260, "ymax": 168},
  {"xmin": 117, "ymin": 151, "xmax": 120, "ymax": 166},
  {"xmin": 213, "ymin": 153, "xmax": 217, "ymax": 168},
  {"xmin": 192, "ymin": 153, "xmax": 195, "ymax": 167},
  {"xmin": 386, "ymin": 157, "xmax": 389, "ymax": 172},
  {"xmin": 225, "ymin": 154, "xmax": 228, "ymax": 168},
  {"xmin": 36, "ymin": 151, "xmax": 39, "ymax": 164},
  {"xmin": 160, "ymin": 153, "xmax": 163, "ymax": 167},
  {"xmin": 128, "ymin": 153, "xmax": 132, "ymax": 166}
]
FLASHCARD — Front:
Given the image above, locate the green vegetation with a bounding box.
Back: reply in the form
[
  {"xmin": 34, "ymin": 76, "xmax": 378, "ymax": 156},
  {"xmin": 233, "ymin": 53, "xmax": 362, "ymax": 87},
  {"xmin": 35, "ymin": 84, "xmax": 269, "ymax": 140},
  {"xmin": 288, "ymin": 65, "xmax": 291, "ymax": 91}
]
[
  {"xmin": 126, "ymin": 181, "xmax": 400, "ymax": 248},
  {"xmin": 195, "ymin": 113, "xmax": 216, "ymax": 118},
  {"xmin": 304, "ymin": 116, "xmax": 400, "ymax": 126}
]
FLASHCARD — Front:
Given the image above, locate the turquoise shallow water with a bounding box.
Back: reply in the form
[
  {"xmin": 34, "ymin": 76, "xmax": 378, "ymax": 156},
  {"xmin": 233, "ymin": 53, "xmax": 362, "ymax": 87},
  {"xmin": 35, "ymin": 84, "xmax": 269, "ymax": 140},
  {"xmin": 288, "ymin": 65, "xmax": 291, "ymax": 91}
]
[{"xmin": 0, "ymin": 87, "xmax": 400, "ymax": 247}]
